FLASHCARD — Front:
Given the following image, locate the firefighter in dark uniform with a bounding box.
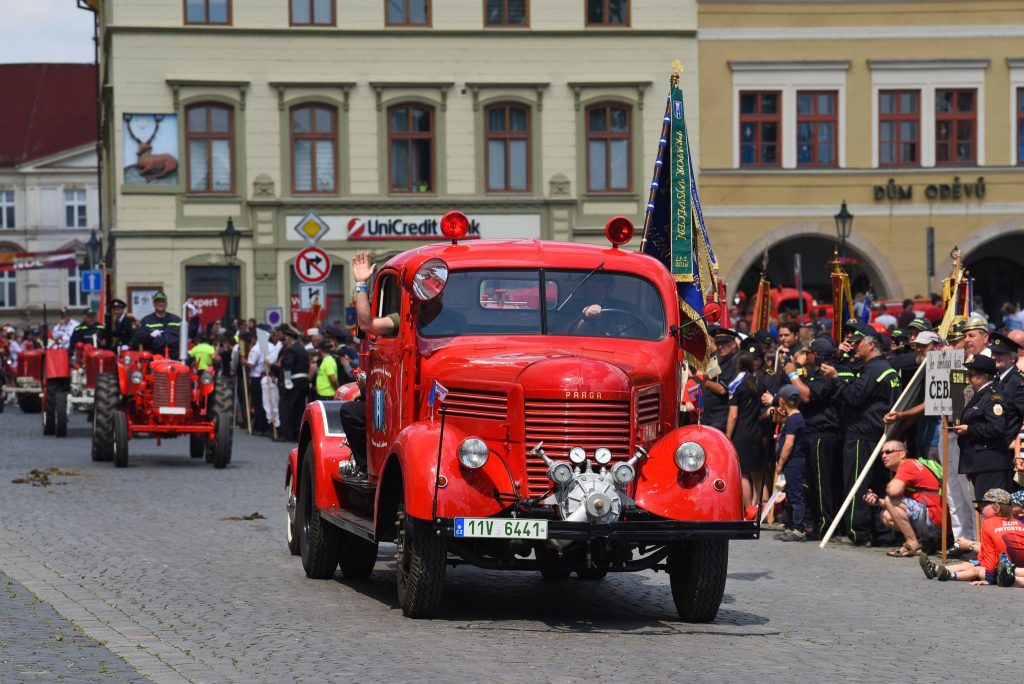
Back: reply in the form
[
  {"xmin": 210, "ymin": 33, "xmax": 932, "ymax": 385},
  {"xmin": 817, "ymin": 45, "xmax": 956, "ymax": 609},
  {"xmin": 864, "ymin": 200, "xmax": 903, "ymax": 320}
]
[
  {"xmin": 131, "ymin": 291, "xmax": 182, "ymax": 359},
  {"xmin": 106, "ymin": 298, "xmax": 135, "ymax": 349},
  {"xmin": 784, "ymin": 335, "xmax": 842, "ymax": 538},
  {"xmin": 276, "ymin": 324, "xmax": 309, "ymax": 442},
  {"xmin": 822, "ymin": 323, "xmax": 901, "ymax": 545},
  {"xmin": 700, "ymin": 326, "xmax": 739, "ymax": 432},
  {"xmin": 952, "ymin": 355, "xmax": 1012, "ymax": 495},
  {"xmin": 988, "ymin": 333, "xmax": 1024, "ymax": 453},
  {"xmin": 68, "ymin": 308, "xmax": 108, "ymax": 353}
]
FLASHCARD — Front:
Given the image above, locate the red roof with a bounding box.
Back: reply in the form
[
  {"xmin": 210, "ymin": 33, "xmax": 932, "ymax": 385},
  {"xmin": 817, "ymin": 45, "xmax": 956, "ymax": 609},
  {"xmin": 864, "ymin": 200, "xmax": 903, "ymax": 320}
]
[{"xmin": 0, "ymin": 63, "xmax": 97, "ymax": 167}]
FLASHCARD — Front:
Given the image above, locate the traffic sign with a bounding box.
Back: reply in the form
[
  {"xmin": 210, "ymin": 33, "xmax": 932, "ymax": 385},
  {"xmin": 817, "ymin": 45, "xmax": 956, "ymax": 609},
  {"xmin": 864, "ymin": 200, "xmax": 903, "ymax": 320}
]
[
  {"xmin": 295, "ymin": 247, "xmax": 331, "ymax": 284},
  {"xmin": 82, "ymin": 269, "xmax": 103, "ymax": 293},
  {"xmin": 265, "ymin": 307, "xmax": 284, "ymax": 327},
  {"xmin": 299, "ymin": 284, "xmax": 325, "ymax": 309}
]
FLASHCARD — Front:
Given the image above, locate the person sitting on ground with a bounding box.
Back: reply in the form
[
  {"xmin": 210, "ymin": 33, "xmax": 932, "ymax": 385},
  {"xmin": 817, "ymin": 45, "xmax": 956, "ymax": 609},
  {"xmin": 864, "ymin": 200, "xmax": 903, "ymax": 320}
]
[
  {"xmin": 862, "ymin": 439, "xmax": 942, "ymax": 557},
  {"xmin": 920, "ymin": 489, "xmax": 1024, "ymax": 584}
]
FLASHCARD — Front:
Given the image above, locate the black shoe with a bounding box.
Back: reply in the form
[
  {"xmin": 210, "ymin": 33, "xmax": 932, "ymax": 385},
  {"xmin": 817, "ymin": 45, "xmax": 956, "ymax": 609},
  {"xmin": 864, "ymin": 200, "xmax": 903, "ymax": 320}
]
[{"xmin": 919, "ymin": 554, "xmax": 938, "ymax": 580}]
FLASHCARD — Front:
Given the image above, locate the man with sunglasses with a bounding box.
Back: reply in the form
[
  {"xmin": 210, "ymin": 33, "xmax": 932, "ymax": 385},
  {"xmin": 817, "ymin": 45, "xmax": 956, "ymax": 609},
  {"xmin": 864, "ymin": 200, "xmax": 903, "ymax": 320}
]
[{"xmin": 863, "ymin": 440, "xmax": 941, "ymax": 556}]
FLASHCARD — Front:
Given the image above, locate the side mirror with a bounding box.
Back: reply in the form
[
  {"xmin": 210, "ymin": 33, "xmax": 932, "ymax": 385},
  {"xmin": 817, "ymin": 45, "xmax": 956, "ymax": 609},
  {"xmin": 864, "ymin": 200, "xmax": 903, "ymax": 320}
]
[{"xmin": 703, "ymin": 302, "xmax": 723, "ymax": 325}]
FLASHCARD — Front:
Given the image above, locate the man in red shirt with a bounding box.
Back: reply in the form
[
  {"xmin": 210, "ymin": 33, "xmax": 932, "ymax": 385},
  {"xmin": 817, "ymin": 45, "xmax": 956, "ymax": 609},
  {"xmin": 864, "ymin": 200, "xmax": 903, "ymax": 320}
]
[{"xmin": 863, "ymin": 439, "xmax": 941, "ymax": 556}]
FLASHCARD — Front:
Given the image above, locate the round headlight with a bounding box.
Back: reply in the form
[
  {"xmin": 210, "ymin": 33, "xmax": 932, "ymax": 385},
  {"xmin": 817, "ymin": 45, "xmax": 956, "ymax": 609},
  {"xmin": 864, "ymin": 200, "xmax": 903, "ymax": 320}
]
[
  {"xmin": 568, "ymin": 446, "xmax": 587, "ymax": 465},
  {"xmin": 549, "ymin": 462, "xmax": 573, "ymax": 485},
  {"xmin": 199, "ymin": 372, "xmax": 214, "ymax": 386},
  {"xmin": 612, "ymin": 462, "xmax": 635, "ymax": 486},
  {"xmin": 674, "ymin": 441, "xmax": 706, "ymax": 473},
  {"xmin": 412, "ymin": 258, "xmax": 449, "ymax": 301},
  {"xmin": 594, "ymin": 447, "xmax": 612, "ymax": 465},
  {"xmin": 129, "ymin": 370, "xmax": 144, "ymax": 384},
  {"xmin": 458, "ymin": 437, "xmax": 489, "ymax": 469}
]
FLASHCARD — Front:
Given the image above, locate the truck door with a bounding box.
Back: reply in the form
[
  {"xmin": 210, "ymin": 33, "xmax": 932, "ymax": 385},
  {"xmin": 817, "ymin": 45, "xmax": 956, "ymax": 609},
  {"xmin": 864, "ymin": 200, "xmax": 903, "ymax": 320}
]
[{"xmin": 365, "ymin": 270, "xmax": 407, "ymax": 479}]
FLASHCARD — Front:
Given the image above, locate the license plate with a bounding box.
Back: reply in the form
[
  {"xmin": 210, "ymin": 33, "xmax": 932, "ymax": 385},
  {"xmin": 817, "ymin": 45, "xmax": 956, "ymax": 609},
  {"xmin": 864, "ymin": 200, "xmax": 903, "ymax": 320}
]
[
  {"xmin": 158, "ymin": 407, "xmax": 186, "ymax": 415},
  {"xmin": 454, "ymin": 518, "xmax": 548, "ymax": 540}
]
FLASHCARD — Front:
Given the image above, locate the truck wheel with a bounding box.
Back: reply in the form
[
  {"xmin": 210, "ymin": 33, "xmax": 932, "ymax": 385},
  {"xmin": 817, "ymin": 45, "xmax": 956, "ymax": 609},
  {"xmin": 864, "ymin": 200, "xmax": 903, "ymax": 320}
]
[
  {"xmin": 575, "ymin": 568, "xmax": 607, "ymax": 580},
  {"xmin": 298, "ymin": 451, "xmax": 340, "ymax": 578},
  {"xmin": 212, "ymin": 413, "xmax": 232, "ymax": 469},
  {"xmin": 339, "ymin": 533, "xmax": 378, "ymax": 580},
  {"xmin": 286, "ymin": 482, "xmax": 300, "ymax": 556},
  {"xmin": 668, "ymin": 540, "xmax": 729, "ymax": 623},
  {"xmin": 112, "ymin": 410, "xmax": 129, "ymax": 468},
  {"xmin": 212, "ymin": 376, "xmax": 234, "ymax": 419},
  {"xmin": 17, "ymin": 392, "xmax": 41, "ymax": 414},
  {"xmin": 54, "ymin": 392, "xmax": 68, "ymax": 438},
  {"xmin": 190, "ymin": 433, "xmax": 206, "ymax": 459},
  {"xmin": 42, "ymin": 385, "xmax": 55, "ymax": 435},
  {"xmin": 395, "ymin": 500, "xmax": 445, "ymax": 618},
  {"xmin": 91, "ymin": 374, "xmax": 118, "ymax": 462}
]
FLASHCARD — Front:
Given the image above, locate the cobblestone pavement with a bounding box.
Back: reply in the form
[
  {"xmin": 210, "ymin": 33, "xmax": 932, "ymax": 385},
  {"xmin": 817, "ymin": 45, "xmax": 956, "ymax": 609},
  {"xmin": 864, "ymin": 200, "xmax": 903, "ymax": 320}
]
[{"xmin": 0, "ymin": 408, "xmax": 1018, "ymax": 683}]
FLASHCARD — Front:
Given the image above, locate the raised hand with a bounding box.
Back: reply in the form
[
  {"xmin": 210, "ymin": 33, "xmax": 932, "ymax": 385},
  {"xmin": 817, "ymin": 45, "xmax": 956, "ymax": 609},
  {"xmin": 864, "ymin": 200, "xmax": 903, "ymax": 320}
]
[{"xmin": 352, "ymin": 251, "xmax": 375, "ymax": 283}]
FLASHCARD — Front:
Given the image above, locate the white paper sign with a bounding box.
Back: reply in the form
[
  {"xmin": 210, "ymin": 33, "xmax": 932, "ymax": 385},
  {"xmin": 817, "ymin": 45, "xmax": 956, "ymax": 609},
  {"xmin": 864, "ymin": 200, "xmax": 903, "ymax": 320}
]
[{"xmin": 925, "ymin": 349, "xmax": 965, "ymax": 416}]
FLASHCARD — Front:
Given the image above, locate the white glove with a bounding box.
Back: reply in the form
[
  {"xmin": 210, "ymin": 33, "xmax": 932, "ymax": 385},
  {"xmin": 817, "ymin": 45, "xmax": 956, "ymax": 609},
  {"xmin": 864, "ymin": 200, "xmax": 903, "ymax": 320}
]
[
  {"xmin": 150, "ymin": 329, "xmax": 163, "ymax": 338},
  {"xmin": 704, "ymin": 357, "xmax": 722, "ymax": 381}
]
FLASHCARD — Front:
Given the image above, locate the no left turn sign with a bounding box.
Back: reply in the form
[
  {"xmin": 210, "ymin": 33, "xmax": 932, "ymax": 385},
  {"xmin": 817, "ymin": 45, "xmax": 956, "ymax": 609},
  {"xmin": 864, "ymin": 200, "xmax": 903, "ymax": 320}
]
[{"xmin": 295, "ymin": 246, "xmax": 332, "ymax": 284}]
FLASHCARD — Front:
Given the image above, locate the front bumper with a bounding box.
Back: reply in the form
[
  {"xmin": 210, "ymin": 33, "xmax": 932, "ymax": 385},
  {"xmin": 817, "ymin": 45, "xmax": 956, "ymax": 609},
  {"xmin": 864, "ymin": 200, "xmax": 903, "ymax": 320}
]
[{"xmin": 436, "ymin": 517, "xmax": 760, "ymax": 543}]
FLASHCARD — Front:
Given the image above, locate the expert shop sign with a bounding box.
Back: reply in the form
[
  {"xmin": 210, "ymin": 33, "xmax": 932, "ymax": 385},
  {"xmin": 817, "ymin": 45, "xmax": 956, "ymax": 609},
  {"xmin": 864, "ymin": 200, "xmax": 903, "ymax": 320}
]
[{"xmin": 345, "ymin": 216, "xmax": 481, "ymax": 241}]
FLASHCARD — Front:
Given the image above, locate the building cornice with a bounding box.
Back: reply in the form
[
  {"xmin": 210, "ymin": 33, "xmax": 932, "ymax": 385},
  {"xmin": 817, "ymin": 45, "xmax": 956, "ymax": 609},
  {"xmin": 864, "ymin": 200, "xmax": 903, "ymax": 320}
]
[
  {"xmin": 166, "ymin": 79, "xmax": 251, "ymax": 109},
  {"xmin": 368, "ymin": 82, "xmax": 454, "ymax": 111},
  {"xmin": 567, "ymin": 81, "xmax": 653, "ymax": 111},
  {"xmin": 868, "ymin": 59, "xmax": 990, "ymax": 71},
  {"xmin": 729, "ymin": 60, "xmax": 850, "ymax": 72},
  {"xmin": 107, "ymin": 26, "xmax": 695, "ymax": 39},
  {"xmin": 1008, "ymin": 58, "xmax": 1024, "ymax": 69},
  {"xmin": 700, "ymin": 26, "xmax": 1024, "ymax": 41}
]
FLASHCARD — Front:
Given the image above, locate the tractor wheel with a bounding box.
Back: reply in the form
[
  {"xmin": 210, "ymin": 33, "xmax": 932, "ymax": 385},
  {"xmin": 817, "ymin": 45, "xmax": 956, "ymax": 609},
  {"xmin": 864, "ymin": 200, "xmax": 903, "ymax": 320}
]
[
  {"xmin": 190, "ymin": 433, "xmax": 206, "ymax": 459},
  {"xmin": 668, "ymin": 540, "xmax": 729, "ymax": 623},
  {"xmin": 112, "ymin": 410, "xmax": 129, "ymax": 468},
  {"xmin": 212, "ymin": 376, "xmax": 234, "ymax": 419},
  {"xmin": 54, "ymin": 392, "xmax": 68, "ymax": 438},
  {"xmin": 297, "ymin": 450, "xmax": 340, "ymax": 578},
  {"xmin": 43, "ymin": 385, "xmax": 55, "ymax": 436},
  {"xmin": 211, "ymin": 413, "xmax": 232, "ymax": 469},
  {"xmin": 338, "ymin": 532, "xmax": 379, "ymax": 580},
  {"xmin": 17, "ymin": 392, "xmax": 41, "ymax": 414},
  {"xmin": 395, "ymin": 498, "xmax": 446, "ymax": 618},
  {"xmin": 286, "ymin": 482, "xmax": 300, "ymax": 556},
  {"xmin": 91, "ymin": 374, "xmax": 118, "ymax": 462}
]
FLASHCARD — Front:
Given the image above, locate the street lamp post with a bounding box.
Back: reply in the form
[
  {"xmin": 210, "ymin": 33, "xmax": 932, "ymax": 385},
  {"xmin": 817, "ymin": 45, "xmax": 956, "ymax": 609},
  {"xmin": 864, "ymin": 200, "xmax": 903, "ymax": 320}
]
[
  {"xmin": 86, "ymin": 229, "xmax": 102, "ymax": 269},
  {"xmin": 834, "ymin": 200, "xmax": 853, "ymax": 258},
  {"xmin": 220, "ymin": 217, "xmax": 240, "ymax": 265}
]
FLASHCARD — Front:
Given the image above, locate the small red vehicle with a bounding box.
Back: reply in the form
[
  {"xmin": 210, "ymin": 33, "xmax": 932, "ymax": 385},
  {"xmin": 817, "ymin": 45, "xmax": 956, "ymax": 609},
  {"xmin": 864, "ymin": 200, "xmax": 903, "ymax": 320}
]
[
  {"xmin": 286, "ymin": 212, "xmax": 758, "ymax": 620},
  {"xmin": 91, "ymin": 348, "xmax": 234, "ymax": 468}
]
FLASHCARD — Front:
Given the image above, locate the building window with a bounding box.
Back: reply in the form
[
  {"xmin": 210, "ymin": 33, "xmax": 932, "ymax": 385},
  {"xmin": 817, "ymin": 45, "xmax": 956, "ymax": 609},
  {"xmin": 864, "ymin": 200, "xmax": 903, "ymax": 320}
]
[
  {"xmin": 68, "ymin": 264, "xmax": 88, "ymax": 308},
  {"xmin": 291, "ymin": 0, "xmax": 334, "ymax": 25},
  {"xmin": 739, "ymin": 91, "xmax": 780, "ymax": 167},
  {"xmin": 0, "ymin": 191, "xmax": 13, "ymax": 229},
  {"xmin": 185, "ymin": 0, "xmax": 230, "ymax": 24},
  {"xmin": 796, "ymin": 91, "xmax": 837, "ymax": 167},
  {"xmin": 486, "ymin": 0, "xmax": 527, "ymax": 26},
  {"xmin": 186, "ymin": 103, "xmax": 234, "ymax": 194},
  {"xmin": 586, "ymin": 0, "xmax": 628, "ymax": 26},
  {"xmin": 388, "ymin": 104, "xmax": 434, "ymax": 193},
  {"xmin": 586, "ymin": 103, "xmax": 630, "ymax": 192},
  {"xmin": 64, "ymin": 189, "xmax": 87, "ymax": 228},
  {"xmin": 1018, "ymin": 88, "xmax": 1024, "ymax": 165},
  {"xmin": 0, "ymin": 268, "xmax": 14, "ymax": 309},
  {"xmin": 935, "ymin": 88, "xmax": 976, "ymax": 165},
  {"xmin": 879, "ymin": 90, "xmax": 919, "ymax": 167},
  {"xmin": 291, "ymin": 104, "xmax": 337, "ymax": 194},
  {"xmin": 485, "ymin": 104, "xmax": 530, "ymax": 192},
  {"xmin": 386, "ymin": 0, "xmax": 430, "ymax": 25}
]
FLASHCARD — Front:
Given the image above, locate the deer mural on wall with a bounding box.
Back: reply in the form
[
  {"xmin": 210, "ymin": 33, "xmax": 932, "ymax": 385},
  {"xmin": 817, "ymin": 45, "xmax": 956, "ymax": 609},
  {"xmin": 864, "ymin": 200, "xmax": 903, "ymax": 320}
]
[{"xmin": 124, "ymin": 114, "xmax": 178, "ymax": 182}]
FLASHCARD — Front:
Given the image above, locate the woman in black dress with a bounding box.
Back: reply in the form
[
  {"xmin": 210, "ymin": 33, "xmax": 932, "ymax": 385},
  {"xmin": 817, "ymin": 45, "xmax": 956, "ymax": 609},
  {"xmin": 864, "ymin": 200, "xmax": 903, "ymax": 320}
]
[{"xmin": 726, "ymin": 352, "xmax": 765, "ymax": 508}]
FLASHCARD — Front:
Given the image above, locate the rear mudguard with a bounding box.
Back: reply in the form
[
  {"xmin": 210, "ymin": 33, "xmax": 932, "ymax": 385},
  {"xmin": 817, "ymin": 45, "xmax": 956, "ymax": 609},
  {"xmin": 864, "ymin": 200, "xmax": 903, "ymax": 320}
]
[
  {"xmin": 45, "ymin": 348, "xmax": 71, "ymax": 380},
  {"xmin": 381, "ymin": 420, "xmax": 513, "ymax": 522},
  {"xmin": 633, "ymin": 425, "xmax": 743, "ymax": 521}
]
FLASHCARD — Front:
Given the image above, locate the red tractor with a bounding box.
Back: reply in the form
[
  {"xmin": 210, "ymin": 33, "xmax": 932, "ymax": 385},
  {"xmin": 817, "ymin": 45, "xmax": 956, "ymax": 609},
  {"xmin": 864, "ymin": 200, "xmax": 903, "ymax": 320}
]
[
  {"xmin": 33, "ymin": 345, "xmax": 118, "ymax": 437},
  {"xmin": 285, "ymin": 212, "xmax": 758, "ymax": 620},
  {"xmin": 3, "ymin": 345, "xmax": 44, "ymax": 415},
  {"xmin": 91, "ymin": 350, "xmax": 234, "ymax": 468}
]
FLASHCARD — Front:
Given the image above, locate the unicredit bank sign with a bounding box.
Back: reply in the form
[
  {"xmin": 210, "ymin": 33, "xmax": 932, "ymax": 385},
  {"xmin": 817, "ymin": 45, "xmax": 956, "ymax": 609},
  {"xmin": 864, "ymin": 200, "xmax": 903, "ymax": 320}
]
[{"xmin": 285, "ymin": 214, "xmax": 541, "ymax": 243}]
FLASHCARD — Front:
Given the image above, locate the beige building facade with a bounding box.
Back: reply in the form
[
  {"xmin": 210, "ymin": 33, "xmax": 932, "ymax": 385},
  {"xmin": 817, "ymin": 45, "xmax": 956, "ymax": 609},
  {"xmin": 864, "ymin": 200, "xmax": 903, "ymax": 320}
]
[
  {"xmin": 698, "ymin": 0, "xmax": 1024, "ymax": 316},
  {"xmin": 93, "ymin": 0, "xmax": 700, "ymax": 325}
]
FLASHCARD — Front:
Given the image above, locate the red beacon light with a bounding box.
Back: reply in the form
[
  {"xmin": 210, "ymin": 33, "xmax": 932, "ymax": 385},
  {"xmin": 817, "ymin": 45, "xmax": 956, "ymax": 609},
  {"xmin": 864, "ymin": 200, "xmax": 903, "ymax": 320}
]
[
  {"xmin": 605, "ymin": 216, "xmax": 634, "ymax": 248},
  {"xmin": 440, "ymin": 210, "xmax": 470, "ymax": 244}
]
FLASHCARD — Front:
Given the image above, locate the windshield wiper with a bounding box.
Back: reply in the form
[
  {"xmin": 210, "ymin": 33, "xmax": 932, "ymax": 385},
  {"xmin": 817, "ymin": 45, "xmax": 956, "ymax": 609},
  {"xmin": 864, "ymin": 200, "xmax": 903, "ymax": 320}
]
[{"xmin": 555, "ymin": 262, "xmax": 605, "ymax": 312}]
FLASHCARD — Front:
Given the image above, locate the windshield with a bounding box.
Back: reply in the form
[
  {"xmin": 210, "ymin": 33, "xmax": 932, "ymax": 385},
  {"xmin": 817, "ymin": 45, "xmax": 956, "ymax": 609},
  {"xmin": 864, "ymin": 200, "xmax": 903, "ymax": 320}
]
[{"xmin": 417, "ymin": 269, "xmax": 666, "ymax": 340}]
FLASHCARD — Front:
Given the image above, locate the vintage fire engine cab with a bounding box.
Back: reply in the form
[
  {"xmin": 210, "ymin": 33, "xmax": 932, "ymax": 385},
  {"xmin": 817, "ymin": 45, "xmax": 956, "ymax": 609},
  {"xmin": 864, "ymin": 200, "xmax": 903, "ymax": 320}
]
[{"xmin": 287, "ymin": 212, "xmax": 758, "ymax": 620}]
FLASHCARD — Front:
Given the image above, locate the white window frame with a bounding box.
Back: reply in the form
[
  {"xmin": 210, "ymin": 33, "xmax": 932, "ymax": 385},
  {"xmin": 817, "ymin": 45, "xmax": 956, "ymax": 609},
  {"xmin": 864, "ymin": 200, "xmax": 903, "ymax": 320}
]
[
  {"xmin": 1010, "ymin": 58, "xmax": 1024, "ymax": 166},
  {"xmin": 730, "ymin": 61, "xmax": 849, "ymax": 170},
  {"xmin": 0, "ymin": 190, "xmax": 14, "ymax": 229},
  {"xmin": 869, "ymin": 60, "xmax": 988, "ymax": 168},
  {"xmin": 64, "ymin": 188, "xmax": 87, "ymax": 228},
  {"xmin": 0, "ymin": 270, "xmax": 15, "ymax": 309},
  {"xmin": 68, "ymin": 263, "xmax": 88, "ymax": 308}
]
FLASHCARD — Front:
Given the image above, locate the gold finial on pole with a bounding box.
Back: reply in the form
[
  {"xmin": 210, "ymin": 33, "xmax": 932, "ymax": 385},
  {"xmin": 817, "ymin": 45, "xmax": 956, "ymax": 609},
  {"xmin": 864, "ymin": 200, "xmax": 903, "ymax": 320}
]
[{"xmin": 670, "ymin": 60, "xmax": 683, "ymax": 86}]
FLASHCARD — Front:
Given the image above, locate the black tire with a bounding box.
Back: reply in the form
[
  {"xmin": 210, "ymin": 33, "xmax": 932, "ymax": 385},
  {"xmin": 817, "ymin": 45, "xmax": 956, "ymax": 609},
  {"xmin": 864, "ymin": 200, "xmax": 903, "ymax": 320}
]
[
  {"xmin": 190, "ymin": 433, "xmax": 206, "ymax": 459},
  {"xmin": 298, "ymin": 450, "xmax": 340, "ymax": 578},
  {"xmin": 212, "ymin": 376, "xmax": 234, "ymax": 419},
  {"xmin": 338, "ymin": 532, "xmax": 379, "ymax": 580},
  {"xmin": 43, "ymin": 386, "xmax": 55, "ymax": 435},
  {"xmin": 395, "ymin": 498, "xmax": 446, "ymax": 618},
  {"xmin": 92, "ymin": 374, "xmax": 118, "ymax": 462},
  {"xmin": 17, "ymin": 392, "xmax": 41, "ymax": 414},
  {"xmin": 212, "ymin": 413, "xmax": 232, "ymax": 469},
  {"xmin": 540, "ymin": 569, "xmax": 572, "ymax": 580},
  {"xmin": 286, "ymin": 482, "xmax": 300, "ymax": 556},
  {"xmin": 54, "ymin": 392, "xmax": 68, "ymax": 438},
  {"xmin": 575, "ymin": 568, "xmax": 608, "ymax": 580},
  {"xmin": 668, "ymin": 540, "xmax": 729, "ymax": 623},
  {"xmin": 112, "ymin": 410, "xmax": 129, "ymax": 468}
]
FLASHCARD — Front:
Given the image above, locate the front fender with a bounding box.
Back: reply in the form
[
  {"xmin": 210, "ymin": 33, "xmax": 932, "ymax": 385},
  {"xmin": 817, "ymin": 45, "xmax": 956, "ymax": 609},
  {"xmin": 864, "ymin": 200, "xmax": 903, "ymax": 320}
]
[
  {"xmin": 634, "ymin": 425, "xmax": 743, "ymax": 521},
  {"xmin": 285, "ymin": 447, "xmax": 299, "ymax": 496},
  {"xmin": 298, "ymin": 400, "xmax": 352, "ymax": 511},
  {"xmin": 386, "ymin": 421, "xmax": 513, "ymax": 521}
]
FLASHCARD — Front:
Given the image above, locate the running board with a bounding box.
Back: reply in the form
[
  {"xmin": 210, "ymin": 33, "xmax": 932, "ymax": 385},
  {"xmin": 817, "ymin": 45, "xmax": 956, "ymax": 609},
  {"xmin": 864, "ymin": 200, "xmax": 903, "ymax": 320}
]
[{"xmin": 320, "ymin": 507, "xmax": 375, "ymax": 542}]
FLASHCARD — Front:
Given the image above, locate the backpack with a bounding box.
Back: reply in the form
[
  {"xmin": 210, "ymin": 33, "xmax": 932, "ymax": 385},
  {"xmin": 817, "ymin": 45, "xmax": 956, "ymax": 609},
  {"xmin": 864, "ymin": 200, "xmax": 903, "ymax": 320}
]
[{"xmin": 907, "ymin": 458, "xmax": 943, "ymax": 497}]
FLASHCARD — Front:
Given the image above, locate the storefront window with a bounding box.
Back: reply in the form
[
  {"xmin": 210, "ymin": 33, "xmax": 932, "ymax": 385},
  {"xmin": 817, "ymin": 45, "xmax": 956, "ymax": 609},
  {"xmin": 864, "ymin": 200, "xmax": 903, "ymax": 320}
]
[{"xmin": 185, "ymin": 265, "xmax": 240, "ymax": 327}]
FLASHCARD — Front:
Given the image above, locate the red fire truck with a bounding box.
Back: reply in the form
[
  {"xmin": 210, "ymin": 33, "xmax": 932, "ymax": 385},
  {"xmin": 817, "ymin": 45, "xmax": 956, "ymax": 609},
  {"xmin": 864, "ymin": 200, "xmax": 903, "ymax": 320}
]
[{"xmin": 286, "ymin": 212, "xmax": 758, "ymax": 620}]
